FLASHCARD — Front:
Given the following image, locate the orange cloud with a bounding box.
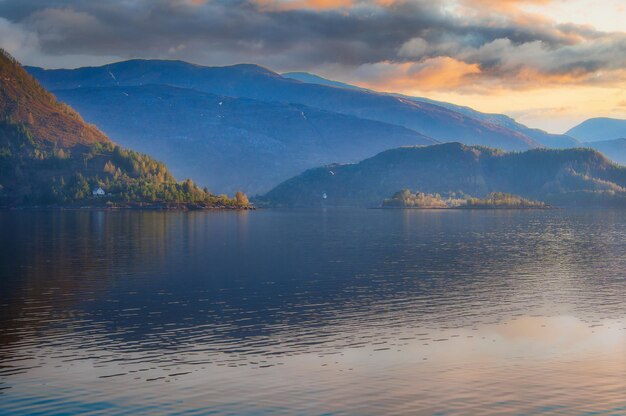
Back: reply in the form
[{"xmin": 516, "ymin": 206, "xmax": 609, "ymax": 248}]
[
  {"xmin": 339, "ymin": 51, "xmax": 626, "ymax": 99},
  {"xmin": 457, "ymin": 0, "xmax": 557, "ymax": 25},
  {"xmin": 174, "ymin": 0, "xmax": 209, "ymax": 5},
  {"xmin": 463, "ymin": 0, "xmax": 553, "ymax": 12},
  {"xmin": 255, "ymin": 0, "xmax": 353, "ymax": 11},
  {"xmin": 374, "ymin": 0, "xmax": 403, "ymax": 6},
  {"xmin": 352, "ymin": 58, "xmax": 481, "ymax": 92}
]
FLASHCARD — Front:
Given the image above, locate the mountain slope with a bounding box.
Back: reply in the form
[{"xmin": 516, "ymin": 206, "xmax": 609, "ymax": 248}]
[
  {"xmin": 52, "ymin": 84, "xmax": 436, "ymax": 194},
  {"xmin": 585, "ymin": 138, "xmax": 626, "ymax": 165},
  {"xmin": 283, "ymin": 71, "xmax": 579, "ymax": 149},
  {"xmin": 283, "ymin": 72, "xmax": 361, "ymax": 91},
  {"xmin": 261, "ymin": 143, "xmax": 626, "ymax": 207},
  {"xmin": 0, "ymin": 50, "xmax": 244, "ymax": 208},
  {"xmin": 1, "ymin": 52, "xmax": 109, "ymax": 147},
  {"xmin": 27, "ymin": 60, "xmax": 542, "ymax": 151},
  {"xmin": 567, "ymin": 118, "xmax": 626, "ymax": 142}
]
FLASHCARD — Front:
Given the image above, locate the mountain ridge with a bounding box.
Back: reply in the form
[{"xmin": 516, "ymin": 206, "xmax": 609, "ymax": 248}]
[
  {"xmin": 567, "ymin": 118, "xmax": 626, "ymax": 142},
  {"xmin": 27, "ymin": 59, "xmax": 545, "ymax": 151},
  {"xmin": 1, "ymin": 49, "xmax": 110, "ymax": 147},
  {"xmin": 584, "ymin": 138, "xmax": 626, "ymax": 165},
  {"xmin": 50, "ymin": 83, "xmax": 437, "ymax": 194},
  {"xmin": 260, "ymin": 142, "xmax": 626, "ymax": 208},
  {"xmin": 283, "ymin": 71, "xmax": 579, "ymax": 149}
]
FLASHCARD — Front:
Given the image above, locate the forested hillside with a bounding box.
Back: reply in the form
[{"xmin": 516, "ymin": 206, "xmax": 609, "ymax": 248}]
[
  {"xmin": 261, "ymin": 143, "xmax": 626, "ymax": 207},
  {"xmin": 0, "ymin": 50, "xmax": 247, "ymax": 208}
]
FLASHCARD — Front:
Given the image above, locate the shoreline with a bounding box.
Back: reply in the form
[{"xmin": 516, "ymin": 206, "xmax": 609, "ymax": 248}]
[
  {"xmin": 375, "ymin": 205, "xmax": 554, "ymax": 210},
  {"xmin": 1, "ymin": 204, "xmax": 255, "ymax": 211}
]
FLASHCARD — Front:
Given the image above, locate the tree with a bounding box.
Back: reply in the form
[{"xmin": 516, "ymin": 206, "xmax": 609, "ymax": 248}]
[
  {"xmin": 182, "ymin": 178, "xmax": 194, "ymax": 194},
  {"xmin": 235, "ymin": 191, "xmax": 249, "ymax": 206},
  {"xmin": 104, "ymin": 160, "xmax": 116, "ymax": 174}
]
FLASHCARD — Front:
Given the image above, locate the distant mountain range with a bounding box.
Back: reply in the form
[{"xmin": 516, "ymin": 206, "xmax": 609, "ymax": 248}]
[
  {"xmin": 565, "ymin": 118, "xmax": 626, "ymax": 164},
  {"xmin": 567, "ymin": 118, "xmax": 626, "ymax": 142},
  {"xmin": 260, "ymin": 143, "xmax": 626, "ymax": 208},
  {"xmin": 283, "ymin": 72, "xmax": 580, "ymax": 149},
  {"xmin": 0, "ymin": 50, "xmax": 244, "ymax": 208},
  {"xmin": 20, "ymin": 59, "xmax": 626, "ymax": 199},
  {"xmin": 584, "ymin": 138, "xmax": 626, "ymax": 165},
  {"xmin": 27, "ymin": 60, "xmax": 569, "ymax": 151},
  {"xmin": 25, "ymin": 59, "xmax": 584, "ymax": 193},
  {"xmin": 50, "ymin": 85, "xmax": 435, "ymax": 194}
]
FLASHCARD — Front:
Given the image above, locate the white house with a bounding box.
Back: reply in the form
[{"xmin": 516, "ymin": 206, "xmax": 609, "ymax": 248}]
[{"xmin": 92, "ymin": 187, "xmax": 106, "ymax": 197}]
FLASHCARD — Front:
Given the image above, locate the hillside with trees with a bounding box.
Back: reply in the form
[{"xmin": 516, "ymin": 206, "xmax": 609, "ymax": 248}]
[
  {"xmin": 0, "ymin": 50, "xmax": 248, "ymax": 209},
  {"xmin": 260, "ymin": 143, "xmax": 626, "ymax": 208},
  {"xmin": 0, "ymin": 50, "xmax": 109, "ymax": 147}
]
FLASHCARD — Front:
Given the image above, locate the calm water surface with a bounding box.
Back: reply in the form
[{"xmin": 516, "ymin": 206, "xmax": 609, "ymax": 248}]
[{"xmin": 0, "ymin": 209, "xmax": 625, "ymax": 415}]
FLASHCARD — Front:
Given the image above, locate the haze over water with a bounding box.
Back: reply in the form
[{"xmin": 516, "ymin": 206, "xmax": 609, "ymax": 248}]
[{"xmin": 1, "ymin": 209, "xmax": 625, "ymax": 415}]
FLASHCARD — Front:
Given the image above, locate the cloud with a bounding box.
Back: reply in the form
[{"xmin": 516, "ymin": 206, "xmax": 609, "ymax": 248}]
[
  {"xmin": 0, "ymin": 0, "xmax": 624, "ymax": 91},
  {"xmin": 0, "ymin": 12, "xmax": 118, "ymax": 68},
  {"xmin": 398, "ymin": 37, "xmax": 430, "ymax": 58},
  {"xmin": 0, "ymin": 16, "xmax": 38, "ymax": 58},
  {"xmin": 461, "ymin": 0, "xmax": 553, "ymax": 13},
  {"xmin": 26, "ymin": 8, "xmax": 104, "ymax": 45},
  {"xmin": 255, "ymin": 0, "xmax": 354, "ymax": 10},
  {"xmin": 352, "ymin": 58, "xmax": 481, "ymax": 91}
]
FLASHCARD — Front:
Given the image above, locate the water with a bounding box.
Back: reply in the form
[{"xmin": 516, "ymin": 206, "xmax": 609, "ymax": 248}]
[{"xmin": 0, "ymin": 209, "xmax": 625, "ymax": 415}]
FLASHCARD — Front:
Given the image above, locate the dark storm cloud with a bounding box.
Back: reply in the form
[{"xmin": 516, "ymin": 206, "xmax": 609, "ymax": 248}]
[
  {"xmin": 1, "ymin": 0, "xmax": 447, "ymax": 65},
  {"xmin": 0, "ymin": 0, "xmax": 625, "ymax": 86}
]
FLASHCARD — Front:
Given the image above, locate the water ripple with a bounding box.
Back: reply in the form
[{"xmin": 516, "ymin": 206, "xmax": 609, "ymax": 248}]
[{"xmin": 0, "ymin": 209, "xmax": 625, "ymax": 414}]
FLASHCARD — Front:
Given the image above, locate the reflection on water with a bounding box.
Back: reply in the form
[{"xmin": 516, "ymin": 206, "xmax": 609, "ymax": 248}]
[{"xmin": 0, "ymin": 209, "xmax": 625, "ymax": 414}]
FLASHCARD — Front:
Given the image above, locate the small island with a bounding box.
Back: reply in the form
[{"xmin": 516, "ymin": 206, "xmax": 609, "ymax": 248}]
[
  {"xmin": 462, "ymin": 192, "xmax": 548, "ymax": 209},
  {"xmin": 382, "ymin": 190, "xmax": 549, "ymax": 209}
]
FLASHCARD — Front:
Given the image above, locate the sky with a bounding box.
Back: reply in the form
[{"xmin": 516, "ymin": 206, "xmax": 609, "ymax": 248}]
[{"xmin": 0, "ymin": 0, "xmax": 625, "ymax": 133}]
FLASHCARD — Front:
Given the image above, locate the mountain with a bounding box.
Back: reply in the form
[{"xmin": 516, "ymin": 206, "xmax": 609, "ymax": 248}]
[
  {"xmin": 567, "ymin": 118, "xmax": 626, "ymax": 142},
  {"xmin": 0, "ymin": 50, "xmax": 245, "ymax": 208},
  {"xmin": 283, "ymin": 71, "xmax": 579, "ymax": 149},
  {"xmin": 50, "ymin": 85, "xmax": 435, "ymax": 195},
  {"xmin": 27, "ymin": 60, "xmax": 544, "ymax": 151},
  {"xmin": 260, "ymin": 143, "xmax": 626, "ymax": 208},
  {"xmin": 283, "ymin": 72, "xmax": 362, "ymax": 91},
  {"xmin": 1, "ymin": 54, "xmax": 109, "ymax": 148},
  {"xmin": 584, "ymin": 138, "xmax": 626, "ymax": 165}
]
